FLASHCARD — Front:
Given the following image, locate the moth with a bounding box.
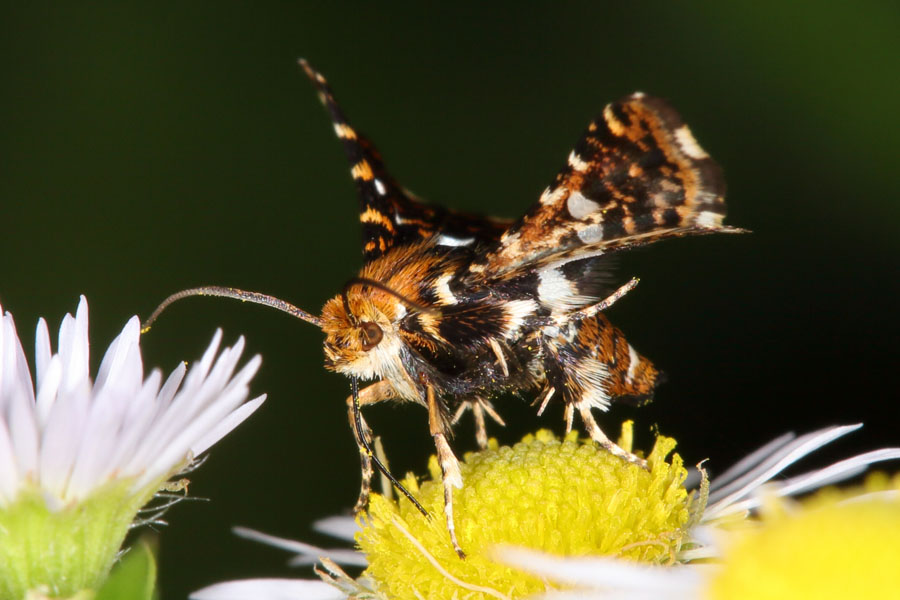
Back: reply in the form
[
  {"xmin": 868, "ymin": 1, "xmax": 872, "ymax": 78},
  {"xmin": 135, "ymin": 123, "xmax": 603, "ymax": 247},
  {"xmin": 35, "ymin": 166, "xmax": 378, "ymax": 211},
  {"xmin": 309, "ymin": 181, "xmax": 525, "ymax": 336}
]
[{"xmin": 144, "ymin": 60, "xmax": 742, "ymax": 557}]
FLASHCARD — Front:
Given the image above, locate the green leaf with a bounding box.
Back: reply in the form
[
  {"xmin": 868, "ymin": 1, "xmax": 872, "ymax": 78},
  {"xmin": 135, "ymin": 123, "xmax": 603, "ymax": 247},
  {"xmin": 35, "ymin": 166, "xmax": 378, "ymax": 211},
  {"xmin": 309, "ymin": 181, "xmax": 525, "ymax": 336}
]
[{"xmin": 95, "ymin": 539, "xmax": 158, "ymax": 600}]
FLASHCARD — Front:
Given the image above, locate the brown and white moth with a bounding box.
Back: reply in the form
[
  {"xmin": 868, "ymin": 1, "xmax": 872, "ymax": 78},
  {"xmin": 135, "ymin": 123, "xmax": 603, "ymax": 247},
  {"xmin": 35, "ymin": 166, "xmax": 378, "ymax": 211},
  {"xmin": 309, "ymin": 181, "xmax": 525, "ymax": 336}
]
[{"xmin": 144, "ymin": 60, "xmax": 742, "ymax": 557}]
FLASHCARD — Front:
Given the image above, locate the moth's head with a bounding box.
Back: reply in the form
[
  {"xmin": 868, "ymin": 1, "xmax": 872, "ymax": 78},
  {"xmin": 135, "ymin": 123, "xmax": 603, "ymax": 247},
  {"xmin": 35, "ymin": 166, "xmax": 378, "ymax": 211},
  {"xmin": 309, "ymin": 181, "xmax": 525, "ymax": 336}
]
[{"xmin": 320, "ymin": 281, "xmax": 410, "ymax": 379}]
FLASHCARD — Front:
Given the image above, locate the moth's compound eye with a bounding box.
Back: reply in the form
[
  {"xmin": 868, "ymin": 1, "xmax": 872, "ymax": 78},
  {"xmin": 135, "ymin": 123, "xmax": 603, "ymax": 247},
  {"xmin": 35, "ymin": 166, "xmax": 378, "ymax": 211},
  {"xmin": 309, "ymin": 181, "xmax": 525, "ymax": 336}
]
[{"xmin": 360, "ymin": 321, "xmax": 383, "ymax": 350}]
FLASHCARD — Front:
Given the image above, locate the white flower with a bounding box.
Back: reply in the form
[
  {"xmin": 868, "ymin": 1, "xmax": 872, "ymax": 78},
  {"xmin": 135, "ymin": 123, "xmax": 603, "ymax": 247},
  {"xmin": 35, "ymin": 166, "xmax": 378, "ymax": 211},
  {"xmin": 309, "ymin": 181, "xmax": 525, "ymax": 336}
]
[
  {"xmin": 190, "ymin": 425, "xmax": 900, "ymax": 600},
  {"xmin": 0, "ymin": 296, "xmax": 266, "ymax": 598}
]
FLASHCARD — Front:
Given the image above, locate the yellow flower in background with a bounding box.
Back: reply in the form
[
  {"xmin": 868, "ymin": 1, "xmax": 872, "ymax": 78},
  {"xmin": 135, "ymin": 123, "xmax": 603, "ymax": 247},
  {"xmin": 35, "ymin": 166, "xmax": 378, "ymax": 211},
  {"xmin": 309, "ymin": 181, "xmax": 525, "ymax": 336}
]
[{"xmin": 709, "ymin": 477, "xmax": 900, "ymax": 600}]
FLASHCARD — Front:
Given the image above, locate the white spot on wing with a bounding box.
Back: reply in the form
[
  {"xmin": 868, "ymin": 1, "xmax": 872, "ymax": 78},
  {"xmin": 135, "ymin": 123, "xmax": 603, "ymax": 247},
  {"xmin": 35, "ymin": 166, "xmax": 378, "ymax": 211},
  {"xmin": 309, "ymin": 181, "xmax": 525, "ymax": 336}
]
[
  {"xmin": 374, "ymin": 179, "xmax": 387, "ymax": 196},
  {"xmin": 566, "ymin": 190, "xmax": 601, "ymax": 220},
  {"xmin": 502, "ymin": 299, "xmax": 537, "ymax": 339},
  {"xmin": 674, "ymin": 125, "xmax": 709, "ymax": 159},
  {"xmin": 538, "ymin": 267, "xmax": 589, "ymax": 312},
  {"xmin": 435, "ymin": 273, "xmax": 457, "ymax": 305},
  {"xmin": 539, "ymin": 186, "xmax": 567, "ymax": 206},
  {"xmin": 435, "ymin": 234, "xmax": 475, "ymax": 247},
  {"xmin": 499, "ymin": 230, "xmax": 520, "ymax": 244},
  {"xmin": 577, "ymin": 223, "xmax": 604, "ymax": 244},
  {"xmin": 567, "ymin": 150, "xmax": 589, "ymax": 172},
  {"xmin": 332, "ymin": 123, "xmax": 356, "ymax": 139},
  {"xmin": 695, "ymin": 210, "xmax": 723, "ymax": 228},
  {"xmin": 626, "ymin": 344, "xmax": 639, "ymax": 383}
]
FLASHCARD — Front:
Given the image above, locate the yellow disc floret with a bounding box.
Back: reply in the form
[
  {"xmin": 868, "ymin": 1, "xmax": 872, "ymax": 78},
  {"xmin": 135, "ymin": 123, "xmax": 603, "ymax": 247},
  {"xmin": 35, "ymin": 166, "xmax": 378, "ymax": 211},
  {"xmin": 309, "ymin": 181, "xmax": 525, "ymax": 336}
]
[{"xmin": 357, "ymin": 425, "xmax": 692, "ymax": 600}]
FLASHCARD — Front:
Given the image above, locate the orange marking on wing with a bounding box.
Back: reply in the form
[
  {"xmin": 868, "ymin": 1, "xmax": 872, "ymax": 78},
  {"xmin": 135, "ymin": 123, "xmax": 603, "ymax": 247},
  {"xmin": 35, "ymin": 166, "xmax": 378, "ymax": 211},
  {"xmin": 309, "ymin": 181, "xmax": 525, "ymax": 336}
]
[
  {"xmin": 351, "ymin": 160, "xmax": 374, "ymax": 181},
  {"xmin": 360, "ymin": 207, "xmax": 396, "ymax": 232},
  {"xmin": 602, "ymin": 106, "xmax": 626, "ymax": 136},
  {"xmin": 334, "ymin": 123, "xmax": 358, "ymax": 140}
]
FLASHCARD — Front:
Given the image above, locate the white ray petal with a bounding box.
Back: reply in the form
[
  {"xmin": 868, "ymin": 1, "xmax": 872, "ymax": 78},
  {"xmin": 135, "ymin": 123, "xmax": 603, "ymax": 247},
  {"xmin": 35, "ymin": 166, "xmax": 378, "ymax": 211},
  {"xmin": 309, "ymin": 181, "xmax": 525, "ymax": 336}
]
[
  {"xmin": 498, "ymin": 546, "xmax": 705, "ymax": 592},
  {"xmin": 190, "ymin": 578, "xmax": 345, "ymax": 600},
  {"xmin": 234, "ymin": 527, "xmax": 367, "ymax": 568},
  {"xmin": 705, "ymin": 424, "xmax": 862, "ymax": 517},
  {"xmin": 0, "ymin": 297, "xmax": 263, "ymax": 507},
  {"xmin": 708, "ymin": 431, "xmax": 795, "ymax": 491},
  {"xmin": 313, "ymin": 516, "xmax": 359, "ymax": 542}
]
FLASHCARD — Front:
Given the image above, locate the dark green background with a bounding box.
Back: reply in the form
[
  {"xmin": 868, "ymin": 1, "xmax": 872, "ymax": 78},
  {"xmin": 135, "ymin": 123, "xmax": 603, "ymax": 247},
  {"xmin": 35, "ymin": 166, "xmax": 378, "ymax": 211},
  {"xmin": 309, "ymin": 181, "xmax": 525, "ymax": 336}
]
[{"xmin": 2, "ymin": 3, "xmax": 897, "ymax": 598}]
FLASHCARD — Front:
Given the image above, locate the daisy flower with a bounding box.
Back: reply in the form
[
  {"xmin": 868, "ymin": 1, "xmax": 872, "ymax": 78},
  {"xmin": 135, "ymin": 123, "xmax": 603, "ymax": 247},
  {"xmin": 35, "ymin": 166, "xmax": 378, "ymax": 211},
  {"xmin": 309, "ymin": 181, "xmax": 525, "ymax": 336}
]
[
  {"xmin": 500, "ymin": 477, "xmax": 900, "ymax": 600},
  {"xmin": 0, "ymin": 296, "xmax": 265, "ymax": 599},
  {"xmin": 191, "ymin": 422, "xmax": 900, "ymax": 600}
]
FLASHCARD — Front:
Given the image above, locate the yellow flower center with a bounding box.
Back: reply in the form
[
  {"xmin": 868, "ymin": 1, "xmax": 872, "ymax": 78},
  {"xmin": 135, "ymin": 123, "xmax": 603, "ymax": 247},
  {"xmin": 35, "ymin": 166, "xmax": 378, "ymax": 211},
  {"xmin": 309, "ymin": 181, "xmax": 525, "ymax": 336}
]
[
  {"xmin": 358, "ymin": 425, "xmax": 692, "ymax": 600},
  {"xmin": 709, "ymin": 477, "xmax": 900, "ymax": 600}
]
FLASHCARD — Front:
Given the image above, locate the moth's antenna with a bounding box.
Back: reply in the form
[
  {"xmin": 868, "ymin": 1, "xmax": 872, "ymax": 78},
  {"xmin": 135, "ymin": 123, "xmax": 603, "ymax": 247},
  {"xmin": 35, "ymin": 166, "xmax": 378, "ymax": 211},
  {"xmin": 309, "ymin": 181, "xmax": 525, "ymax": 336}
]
[
  {"xmin": 141, "ymin": 286, "xmax": 323, "ymax": 333},
  {"xmin": 342, "ymin": 277, "xmax": 440, "ymax": 318},
  {"xmin": 351, "ymin": 376, "xmax": 429, "ymax": 518}
]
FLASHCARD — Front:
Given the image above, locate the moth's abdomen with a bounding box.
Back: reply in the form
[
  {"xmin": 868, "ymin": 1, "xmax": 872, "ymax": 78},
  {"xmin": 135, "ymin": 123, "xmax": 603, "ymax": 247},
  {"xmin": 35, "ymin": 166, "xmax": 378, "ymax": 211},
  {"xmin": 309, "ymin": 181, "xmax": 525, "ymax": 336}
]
[{"xmin": 541, "ymin": 314, "xmax": 661, "ymax": 411}]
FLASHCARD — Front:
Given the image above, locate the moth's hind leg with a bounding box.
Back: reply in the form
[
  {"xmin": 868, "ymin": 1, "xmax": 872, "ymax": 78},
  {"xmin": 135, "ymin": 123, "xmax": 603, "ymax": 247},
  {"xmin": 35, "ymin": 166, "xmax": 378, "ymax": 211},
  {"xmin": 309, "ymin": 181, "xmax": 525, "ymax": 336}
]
[
  {"xmin": 578, "ymin": 404, "xmax": 647, "ymax": 469},
  {"xmin": 451, "ymin": 397, "xmax": 506, "ymax": 450},
  {"xmin": 345, "ymin": 380, "xmax": 398, "ymax": 514},
  {"xmin": 540, "ymin": 313, "xmax": 662, "ymax": 470}
]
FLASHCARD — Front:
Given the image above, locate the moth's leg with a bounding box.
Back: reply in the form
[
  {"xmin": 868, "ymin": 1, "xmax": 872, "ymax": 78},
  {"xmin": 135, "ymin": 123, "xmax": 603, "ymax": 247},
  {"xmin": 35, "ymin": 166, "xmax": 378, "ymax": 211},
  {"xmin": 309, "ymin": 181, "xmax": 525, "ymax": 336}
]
[
  {"xmin": 534, "ymin": 385, "xmax": 556, "ymax": 416},
  {"xmin": 560, "ymin": 277, "xmax": 639, "ymax": 324},
  {"xmin": 488, "ymin": 338, "xmax": 509, "ymax": 377},
  {"xmin": 451, "ymin": 398, "xmax": 506, "ymax": 450},
  {"xmin": 345, "ymin": 380, "xmax": 398, "ymax": 514},
  {"xmin": 426, "ymin": 384, "xmax": 466, "ymax": 558},
  {"xmin": 472, "ymin": 402, "xmax": 489, "ymax": 449},
  {"xmin": 577, "ymin": 403, "xmax": 648, "ymax": 470},
  {"xmin": 564, "ymin": 403, "xmax": 575, "ymax": 433}
]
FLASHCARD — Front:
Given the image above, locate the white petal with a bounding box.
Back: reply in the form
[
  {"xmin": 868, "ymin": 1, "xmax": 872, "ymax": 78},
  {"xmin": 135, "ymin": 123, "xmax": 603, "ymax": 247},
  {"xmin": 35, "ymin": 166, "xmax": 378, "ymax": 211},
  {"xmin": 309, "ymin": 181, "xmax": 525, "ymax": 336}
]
[
  {"xmin": 233, "ymin": 527, "xmax": 367, "ymax": 568},
  {"xmin": 0, "ymin": 418, "xmax": 19, "ymax": 502},
  {"xmin": 0, "ymin": 297, "xmax": 262, "ymax": 507},
  {"xmin": 2, "ymin": 314, "xmax": 39, "ymax": 476},
  {"xmin": 705, "ymin": 424, "xmax": 862, "ymax": 518},
  {"xmin": 313, "ymin": 516, "xmax": 359, "ymax": 542},
  {"xmin": 34, "ymin": 318, "xmax": 52, "ymax": 392},
  {"xmin": 38, "ymin": 378, "xmax": 89, "ymax": 501},
  {"xmin": 778, "ymin": 447, "xmax": 900, "ymax": 495},
  {"xmin": 708, "ymin": 431, "xmax": 795, "ymax": 492},
  {"xmin": 128, "ymin": 339, "xmax": 261, "ymax": 490},
  {"xmin": 94, "ymin": 316, "xmax": 143, "ymax": 393},
  {"xmin": 34, "ymin": 337, "xmax": 62, "ymax": 425},
  {"xmin": 191, "ymin": 394, "xmax": 266, "ymax": 458},
  {"xmin": 497, "ymin": 547, "xmax": 705, "ymax": 596},
  {"xmin": 190, "ymin": 578, "xmax": 345, "ymax": 600},
  {"xmin": 57, "ymin": 299, "xmax": 91, "ymax": 396}
]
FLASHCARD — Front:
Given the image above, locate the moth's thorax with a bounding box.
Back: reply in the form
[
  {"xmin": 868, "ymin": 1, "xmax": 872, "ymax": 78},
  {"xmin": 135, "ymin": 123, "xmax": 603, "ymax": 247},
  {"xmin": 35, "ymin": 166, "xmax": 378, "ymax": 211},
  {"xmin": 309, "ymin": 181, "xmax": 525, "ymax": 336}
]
[{"xmin": 320, "ymin": 287, "xmax": 418, "ymax": 400}]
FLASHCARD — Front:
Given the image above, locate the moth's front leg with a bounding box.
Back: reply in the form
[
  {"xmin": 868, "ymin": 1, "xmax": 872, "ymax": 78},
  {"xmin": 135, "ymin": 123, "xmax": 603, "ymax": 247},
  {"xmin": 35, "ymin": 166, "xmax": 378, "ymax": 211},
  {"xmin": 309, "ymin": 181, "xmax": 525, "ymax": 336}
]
[
  {"xmin": 345, "ymin": 380, "xmax": 398, "ymax": 514},
  {"xmin": 426, "ymin": 384, "xmax": 466, "ymax": 558}
]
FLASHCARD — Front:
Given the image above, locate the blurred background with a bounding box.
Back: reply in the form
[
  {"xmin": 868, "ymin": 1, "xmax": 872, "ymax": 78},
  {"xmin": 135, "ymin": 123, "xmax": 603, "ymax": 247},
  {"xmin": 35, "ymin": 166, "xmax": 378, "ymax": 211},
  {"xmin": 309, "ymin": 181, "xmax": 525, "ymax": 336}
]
[{"xmin": 1, "ymin": 3, "xmax": 897, "ymax": 597}]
